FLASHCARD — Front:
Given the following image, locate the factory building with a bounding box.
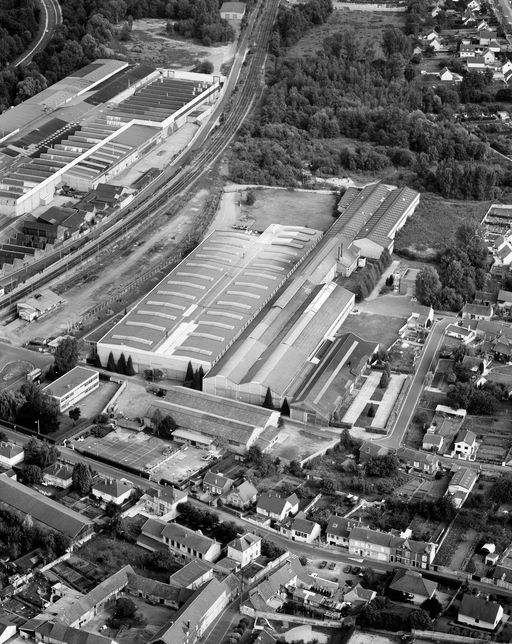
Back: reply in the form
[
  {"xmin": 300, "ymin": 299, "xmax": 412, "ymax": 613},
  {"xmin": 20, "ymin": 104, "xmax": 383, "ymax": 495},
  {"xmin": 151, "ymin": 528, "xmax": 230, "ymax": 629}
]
[
  {"xmin": 96, "ymin": 225, "xmax": 323, "ymax": 380},
  {"xmin": 0, "ymin": 60, "xmax": 222, "ymax": 216}
]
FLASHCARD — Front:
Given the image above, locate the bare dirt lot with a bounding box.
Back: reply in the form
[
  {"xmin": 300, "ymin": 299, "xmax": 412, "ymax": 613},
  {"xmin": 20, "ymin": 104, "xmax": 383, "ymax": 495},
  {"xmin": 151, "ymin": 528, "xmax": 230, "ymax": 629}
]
[
  {"xmin": 115, "ymin": 18, "xmax": 237, "ymax": 75},
  {"xmin": 0, "ymin": 342, "xmax": 53, "ymax": 389},
  {"xmin": 265, "ymin": 421, "xmax": 338, "ymax": 461},
  {"xmin": 210, "ymin": 187, "xmax": 337, "ymax": 233}
]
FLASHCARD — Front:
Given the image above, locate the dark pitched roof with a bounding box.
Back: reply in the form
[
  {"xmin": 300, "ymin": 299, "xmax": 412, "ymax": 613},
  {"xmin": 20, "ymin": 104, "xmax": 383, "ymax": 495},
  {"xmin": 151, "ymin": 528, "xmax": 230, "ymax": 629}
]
[
  {"xmin": 459, "ymin": 594, "xmax": 502, "ymax": 623},
  {"xmin": 389, "ymin": 570, "xmax": 437, "ymax": 597}
]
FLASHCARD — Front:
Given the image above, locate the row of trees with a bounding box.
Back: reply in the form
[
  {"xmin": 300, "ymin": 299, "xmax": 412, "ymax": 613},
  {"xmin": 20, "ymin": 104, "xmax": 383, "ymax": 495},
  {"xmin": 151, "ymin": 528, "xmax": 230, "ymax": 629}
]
[
  {"xmin": 0, "ymin": 507, "xmax": 70, "ymax": 560},
  {"xmin": 104, "ymin": 351, "xmax": 136, "ymax": 376}
]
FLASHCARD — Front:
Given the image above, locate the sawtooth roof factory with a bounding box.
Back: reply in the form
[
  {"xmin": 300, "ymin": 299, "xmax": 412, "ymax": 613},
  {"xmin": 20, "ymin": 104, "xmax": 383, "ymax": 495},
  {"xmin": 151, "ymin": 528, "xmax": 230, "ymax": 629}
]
[
  {"xmin": 0, "ymin": 59, "xmax": 222, "ymax": 216},
  {"xmin": 97, "ymin": 225, "xmax": 323, "ymax": 380}
]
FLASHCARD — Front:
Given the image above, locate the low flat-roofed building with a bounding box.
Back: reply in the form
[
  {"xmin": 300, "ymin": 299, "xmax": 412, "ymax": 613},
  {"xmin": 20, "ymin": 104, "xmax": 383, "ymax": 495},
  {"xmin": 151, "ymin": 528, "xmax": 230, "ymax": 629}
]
[
  {"xmin": 146, "ymin": 386, "xmax": 278, "ymax": 454},
  {"xmin": 0, "ymin": 475, "xmax": 93, "ymax": 542},
  {"xmin": 43, "ymin": 366, "xmax": 99, "ymax": 413},
  {"xmin": 98, "ymin": 225, "xmax": 322, "ymax": 381},
  {"xmin": 168, "ymin": 559, "xmax": 215, "ymax": 590},
  {"xmin": 204, "ymin": 279, "xmax": 354, "ymax": 407},
  {"xmin": 17, "ymin": 289, "xmax": 63, "ymax": 322}
]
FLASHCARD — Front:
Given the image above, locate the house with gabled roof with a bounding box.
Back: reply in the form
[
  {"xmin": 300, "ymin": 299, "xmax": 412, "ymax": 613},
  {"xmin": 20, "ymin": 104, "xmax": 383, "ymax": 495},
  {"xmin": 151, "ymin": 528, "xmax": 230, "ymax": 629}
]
[
  {"xmin": 0, "ymin": 442, "xmax": 24, "ymax": 468},
  {"xmin": 349, "ymin": 526, "xmax": 436, "ymax": 568},
  {"xmin": 224, "ymin": 480, "xmax": 258, "ymax": 509},
  {"xmin": 445, "ymin": 323, "xmax": 476, "ymax": 343},
  {"xmin": 359, "ymin": 441, "xmax": 388, "ymax": 463},
  {"xmin": 227, "ymin": 533, "xmax": 261, "ymax": 568},
  {"xmin": 203, "ymin": 471, "xmax": 234, "ymax": 496},
  {"xmin": 256, "ymin": 492, "xmax": 299, "ymax": 522},
  {"xmin": 397, "ymin": 447, "xmax": 439, "ymax": 475},
  {"xmin": 42, "ymin": 463, "xmax": 73, "ymax": 489},
  {"xmin": 388, "ymin": 569, "xmax": 437, "ymax": 604},
  {"xmin": 326, "ymin": 515, "xmax": 367, "ymax": 547},
  {"xmin": 280, "ymin": 512, "xmax": 321, "ymax": 544},
  {"xmin": 139, "ymin": 518, "xmax": 221, "ymax": 562},
  {"xmin": 452, "ymin": 429, "xmax": 478, "ymax": 461},
  {"xmin": 92, "ymin": 478, "xmax": 133, "ymax": 505},
  {"xmin": 447, "ymin": 466, "xmax": 478, "ymax": 508},
  {"xmin": 458, "ymin": 594, "xmax": 503, "ymax": 630},
  {"xmin": 343, "ymin": 583, "xmax": 376, "ymax": 606},
  {"xmin": 462, "ymin": 302, "xmax": 493, "ymax": 321}
]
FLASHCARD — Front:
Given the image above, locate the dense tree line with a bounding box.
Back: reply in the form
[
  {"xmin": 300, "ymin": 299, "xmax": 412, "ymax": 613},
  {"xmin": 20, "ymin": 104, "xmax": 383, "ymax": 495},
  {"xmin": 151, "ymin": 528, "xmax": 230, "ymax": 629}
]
[
  {"xmin": 0, "ymin": 507, "xmax": 70, "ymax": 560},
  {"xmin": 360, "ymin": 597, "xmax": 432, "ymax": 631},
  {"xmin": 0, "ymin": 0, "xmax": 40, "ymax": 67},
  {"xmin": 0, "ymin": 382, "xmax": 60, "ymax": 434},
  {"xmin": 231, "ymin": 7, "xmax": 508, "ymax": 199}
]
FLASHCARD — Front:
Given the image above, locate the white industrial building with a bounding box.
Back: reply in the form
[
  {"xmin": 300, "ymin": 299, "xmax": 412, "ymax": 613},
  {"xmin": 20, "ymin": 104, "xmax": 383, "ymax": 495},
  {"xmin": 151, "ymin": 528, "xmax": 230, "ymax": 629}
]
[
  {"xmin": 0, "ymin": 60, "xmax": 222, "ymax": 216},
  {"xmin": 96, "ymin": 225, "xmax": 323, "ymax": 380}
]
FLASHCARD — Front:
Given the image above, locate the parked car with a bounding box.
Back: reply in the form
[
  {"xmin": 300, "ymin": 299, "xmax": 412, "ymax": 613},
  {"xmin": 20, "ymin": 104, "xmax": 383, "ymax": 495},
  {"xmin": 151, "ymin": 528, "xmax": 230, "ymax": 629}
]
[
  {"xmin": 352, "ymin": 566, "xmax": 361, "ymax": 575},
  {"xmin": 328, "ymin": 562, "xmax": 336, "ymax": 570},
  {"xmin": 345, "ymin": 579, "xmax": 353, "ymax": 587},
  {"xmin": 319, "ymin": 561, "xmax": 328, "ymax": 569},
  {"xmin": 343, "ymin": 565, "xmax": 352, "ymax": 573}
]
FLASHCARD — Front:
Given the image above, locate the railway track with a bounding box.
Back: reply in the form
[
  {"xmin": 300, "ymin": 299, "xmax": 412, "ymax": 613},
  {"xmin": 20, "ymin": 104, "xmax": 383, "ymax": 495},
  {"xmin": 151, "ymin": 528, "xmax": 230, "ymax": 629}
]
[{"xmin": 0, "ymin": 0, "xmax": 279, "ymax": 319}]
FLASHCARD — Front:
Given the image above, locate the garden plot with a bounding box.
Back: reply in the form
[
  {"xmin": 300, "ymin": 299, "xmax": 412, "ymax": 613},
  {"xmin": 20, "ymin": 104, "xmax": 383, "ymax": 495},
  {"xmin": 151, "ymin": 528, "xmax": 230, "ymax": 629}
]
[{"xmin": 464, "ymin": 414, "xmax": 512, "ymax": 465}]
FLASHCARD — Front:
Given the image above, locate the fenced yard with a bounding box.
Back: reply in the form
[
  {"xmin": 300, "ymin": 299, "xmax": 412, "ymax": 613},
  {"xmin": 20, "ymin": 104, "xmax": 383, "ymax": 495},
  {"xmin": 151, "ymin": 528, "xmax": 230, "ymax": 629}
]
[{"xmin": 464, "ymin": 414, "xmax": 512, "ymax": 465}]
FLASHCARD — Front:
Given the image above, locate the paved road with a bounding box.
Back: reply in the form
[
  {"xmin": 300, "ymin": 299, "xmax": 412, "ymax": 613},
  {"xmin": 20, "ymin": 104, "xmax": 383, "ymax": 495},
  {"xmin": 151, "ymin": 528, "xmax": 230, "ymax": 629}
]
[
  {"xmin": 376, "ymin": 317, "xmax": 455, "ymax": 449},
  {"xmin": 15, "ymin": 0, "xmax": 62, "ymax": 67}
]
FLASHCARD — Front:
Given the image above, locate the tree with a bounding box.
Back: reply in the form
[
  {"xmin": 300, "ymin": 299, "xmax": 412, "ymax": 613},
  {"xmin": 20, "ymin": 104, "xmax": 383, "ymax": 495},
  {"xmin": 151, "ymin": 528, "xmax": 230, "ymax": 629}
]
[
  {"xmin": 125, "ymin": 356, "xmax": 135, "ymax": 376},
  {"xmin": 21, "ymin": 463, "xmax": 43, "ymax": 485},
  {"xmin": 379, "ymin": 371, "xmax": 390, "ymax": 389},
  {"xmin": 54, "ymin": 337, "xmax": 79, "ymax": 374},
  {"xmin": 24, "ymin": 437, "xmax": 59, "ymax": 467},
  {"xmin": 416, "ymin": 266, "xmax": 441, "ymax": 306},
  {"xmin": 18, "ymin": 382, "xmax": 60, "ymax": 434},
  {"xmin": 185, "ymin": 361, "xmax": 194, "ymax": 383},
  {"xmin": 281, "ymin": 398, "xmax": 290, "ymax": 416},
  {"xmin": 113, "ymin": 597, "xmax": 137, "ymax": 619},
  {"xmin": 246, "ymin": 190, "xmax": 256, "ymax": 205},
  {"xmin": 367, "ymin": 404, "xmax": 376, "ymax": 418},
  {"xmin": 155, "ymin": 414, "xmax": 176, "ymax": 439},
  {"xmin": 117, "ymin": 353, "xmax": 127, "ymax": 375},
  {"xmin": 263, "ymin": 387, "xmax": 274, "ymax": 409},
  {"xmin": 196, "ymin": 60, "xmax": 214, "ymax": 74},
  {"xmin": 72, "ymin": 462, "xmax": 92, "ymax": 495},
  {"xmin": 69, "ymin": 407, "xmax": 81, "ymax": 424},
  {"xmin": 365, "ymin": 454, "xmax": 399, "ymax": 478},
  {"xmin": 421, "ymin": 596, "xmax": 443, "ymax": 619},
  {"xmin": 0, "ymin": 391, "xmax": 25, "ymax": 422},
  {"xmin": 106, "ymin": 352, "xmax": 117, "ymax": 372}
]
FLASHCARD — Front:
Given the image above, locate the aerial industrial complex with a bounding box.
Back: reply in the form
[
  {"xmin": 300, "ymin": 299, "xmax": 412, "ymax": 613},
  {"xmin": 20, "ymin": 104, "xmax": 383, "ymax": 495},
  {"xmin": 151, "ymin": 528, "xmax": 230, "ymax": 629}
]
[
  {"xmin": 0, "ymin": 59, "xmax": 221, "ymax": 216},
  {"xmin": 96, "ymin": 180, "xmax": 420, "ymax": 420}
]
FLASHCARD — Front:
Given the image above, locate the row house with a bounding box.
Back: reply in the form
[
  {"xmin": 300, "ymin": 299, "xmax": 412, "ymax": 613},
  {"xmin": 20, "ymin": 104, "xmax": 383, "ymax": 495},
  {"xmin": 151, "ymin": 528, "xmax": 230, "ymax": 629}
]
[
  {"xmin": 139, "ymin": 518, "xmax": 221, "ymax": 562},
  {"xmin": 348, "ymin": 526, "xmax": 436, "ymax": 569}
]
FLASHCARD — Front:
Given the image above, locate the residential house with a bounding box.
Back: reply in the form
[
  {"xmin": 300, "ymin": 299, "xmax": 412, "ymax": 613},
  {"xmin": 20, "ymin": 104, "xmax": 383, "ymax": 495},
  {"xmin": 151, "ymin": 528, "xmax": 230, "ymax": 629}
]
[
  {"xmin": 343, "ymin": 584, "xmax": 376, "ymax": 607},
  {"xmin": 348, "ymin": 526, "xmax": 436, "ymax": 568},
  {"xmin": 467, "ymin": 0, "xmax": 481, "ymax": 11},
  {"xmin": 26, "ymin": 621, "xmax": 116, "ymax": 644},
  {"xmin": 224, "ymin": 480, "xmax": 258, "ymax": 509},
  {"xmin": 452, "ymin": 429, "xmax": 478, "ymax": 461},
  {"xmin": 462, "ymin": 302, "xmax": 493, "ymax": 321},
  {"xmin": 439, "ymin": 67, "xmax": 463, "ymax": 82},
  {"xmin": 458, "ymin": 594, "xmax": 503, "ymax": 631},
  {"xmin": 422, "ymin": 433, "xmax": 444, "ymax": 452},
  {"xmin": 493, "ymin": 544, "xmax": 512, "ymax": 584},
  {"xmin": 326, "ymin": 516, "xmax": 367, "ymax": 548},
  {"xmin": 92, "ymin": 478, "xmax": 133, "ymax": 505},
  {"xmin": 397, "ymin": 447, "xmax": 439, "ymax": 475},
  {"xmin": 139, "ymin": 518, "xmax": 222, "ymax": 562},
  {"xmin": 359, "ymin": 441, "xmax": 388, "ymax": 463},
  {"xmin": 0, "ymin": 442, "xmax": 24, "ymax": 468},
  {"xmin": 461, "ymin": 354, "xmax": 490, "ymax": 380},
  {"xmin": 42, "ymin": 463, "xmax": 73, "ymax": 489},
  {"xmin": 479, "ymin": 29, "xmax": 498, "ymax": 46},
  {"xmin": 256, "ymin": 492, "xmax": 299, "ymax": 522},
  {"xmin": 219, "ymin": 1, "xmax": 246, "ymax": 20},
  {"xmin": 388, "ymin": 570, "xmax": 437, "ymax": 605},
  {"xmin": 249, "ymin": 556, "xmax": 307, "ymax": 612},
  {"xmin": 447, "ymin": 466, "xmax": 478, "ymax": 508},
  {"xmin": 227, "ymin": 533, "xmax": 261, "ymax": 568},
  {"xmin": 445, "ymin": 323, "xmax": 476, "ymax": 343},
  {"xmin": 491, "ymin": 335, "xmax": 512, "ymax": 363},
  {"xmin": 143, "ymin": 486, "xmax": 188, "ymax": 519},
  {"xmin": 282, "ymin": 513, "xmax": 321, "ymax": 544},
  {"xmin": 497, "ymin": 289, "xmax": 512, "ymax": 314},
  {"xmin": 203, "ymin": 471, "xmax": 234, "ymax": 496},
  {"xmin": 424, "ymin": 29, "xmax": 439, "ymax": 42},
  {"xmin": 493, "ymin": 235, "xmax": 512, "ymax": 267}
]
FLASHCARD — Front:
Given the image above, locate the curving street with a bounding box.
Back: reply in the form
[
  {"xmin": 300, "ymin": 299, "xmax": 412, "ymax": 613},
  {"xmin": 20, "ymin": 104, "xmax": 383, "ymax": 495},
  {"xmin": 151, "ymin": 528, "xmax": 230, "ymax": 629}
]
[{"xmin": 14, "ymin": 0, "xmax": 62, "ymax": 67}]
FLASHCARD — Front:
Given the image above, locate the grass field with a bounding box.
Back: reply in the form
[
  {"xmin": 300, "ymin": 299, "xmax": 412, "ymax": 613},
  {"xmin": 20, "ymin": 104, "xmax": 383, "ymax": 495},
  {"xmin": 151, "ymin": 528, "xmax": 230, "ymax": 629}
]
[
  {"xmin": 340, "ymin": 312, "xmax": 405, "ymax": 349},
  {"xmin": 289, "ymin": 8, "xmax": 405, "ymax": 58},
  {"xmin": 214, "ymin": 188, "xmax": 337, "ymax": 232},
  {"xmin": 395, "ymin": 192, "xmax": 490, "ymax": 253}
]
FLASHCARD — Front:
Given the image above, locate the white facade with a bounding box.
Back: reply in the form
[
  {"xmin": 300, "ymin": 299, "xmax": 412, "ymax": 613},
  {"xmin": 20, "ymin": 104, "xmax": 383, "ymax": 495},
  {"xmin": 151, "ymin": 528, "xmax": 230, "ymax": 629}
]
[
  {"xmin": 43, "ymin": 366, "xmax": 99, "ymax": 413},
  {"xmin": 227, "ymin": 534, "xmax": 261, "ymax": 568},
  {"xmin": 0, "ymin": 442, "xmax": 24, "ymax": 467}
]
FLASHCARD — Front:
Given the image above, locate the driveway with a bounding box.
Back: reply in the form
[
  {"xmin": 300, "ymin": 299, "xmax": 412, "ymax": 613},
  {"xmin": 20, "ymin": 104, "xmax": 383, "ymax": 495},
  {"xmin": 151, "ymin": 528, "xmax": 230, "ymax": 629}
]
[{"xmin": 375, "ymin": 317, "xmax": 455, "ymax": 449}]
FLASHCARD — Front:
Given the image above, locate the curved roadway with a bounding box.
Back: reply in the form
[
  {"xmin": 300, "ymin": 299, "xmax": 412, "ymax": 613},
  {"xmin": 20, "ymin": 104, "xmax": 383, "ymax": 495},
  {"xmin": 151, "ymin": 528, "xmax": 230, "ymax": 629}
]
[{"xmin": 14, "ymin": 0, "xmax": 62, "ymax": 67}]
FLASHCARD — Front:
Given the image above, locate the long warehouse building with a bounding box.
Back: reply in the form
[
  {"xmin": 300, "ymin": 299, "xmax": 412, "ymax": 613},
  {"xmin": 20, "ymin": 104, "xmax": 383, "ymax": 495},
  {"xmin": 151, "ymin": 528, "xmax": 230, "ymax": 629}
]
[
  {"xmin": 97, "ymin": 225, "xmax": 323, "ymax": 380},
  {"xmin": 0, "ymin": 59, "xmax": 222, "ymax": 216}
]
